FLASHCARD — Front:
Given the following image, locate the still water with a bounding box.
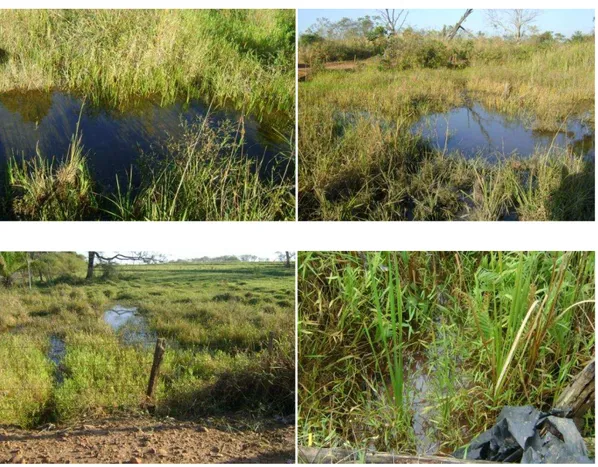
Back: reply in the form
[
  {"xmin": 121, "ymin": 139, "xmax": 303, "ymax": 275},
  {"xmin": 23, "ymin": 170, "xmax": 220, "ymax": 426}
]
[
  {"xmin": 413, "ymin": 103, "xmax": 595, "ymax": 160},
  {"xmin": 0, "ymin": 90, "xmax": 289, "ymax": 190}
]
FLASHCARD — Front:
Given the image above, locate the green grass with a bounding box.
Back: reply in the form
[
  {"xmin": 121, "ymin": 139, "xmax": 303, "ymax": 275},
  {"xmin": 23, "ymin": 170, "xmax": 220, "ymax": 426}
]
[
  {"xmin": 0, "ymin": 255, "xmax": 295, "ymax": 428},
  {"xmin": 298, "ymin": 251, "xmax": 595, "ymax": 455},
  {"xmin": 0, "ymin": 10, "xmax": 295, "ymax": 119},
  {"xmin": 298, "ymin": 39, "xmax": 595, "ymax": 221}
]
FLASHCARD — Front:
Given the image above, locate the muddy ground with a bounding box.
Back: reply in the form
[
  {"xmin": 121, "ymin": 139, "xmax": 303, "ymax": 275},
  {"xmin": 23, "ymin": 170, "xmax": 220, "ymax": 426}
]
[{"xmin": 0, "ymin": 416, "xmax": 295, "ymax": 464}]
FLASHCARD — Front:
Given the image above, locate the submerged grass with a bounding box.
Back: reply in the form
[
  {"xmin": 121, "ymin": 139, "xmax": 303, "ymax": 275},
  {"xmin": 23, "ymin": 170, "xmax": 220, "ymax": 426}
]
[
  {"xmin": 0, "ymin": 258, "xmax": 295, "ymax": 428},
  {"xmin": 299, "ymin": 41, "xmax": 595, "ymax": 221},
  {"xmin": 4, "ymin": 116, "xmax": 295, "ymax": 221},
  {"xmin": 298, "ymin": 251, "xmax": 595, "ymax": 454}
]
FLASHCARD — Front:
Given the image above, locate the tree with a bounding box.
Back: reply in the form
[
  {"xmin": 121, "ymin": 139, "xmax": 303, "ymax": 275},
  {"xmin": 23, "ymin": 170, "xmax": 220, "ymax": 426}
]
[
  {"xmin": 276, "ymin": 251, "xmax": 296, "ymax": 268},
  {"xmin": 86, "ymin": 252, "xmax": 163, "ymax": 280},
  {"xmin": 487, "ymin": 10, "xmax": 541, "ymax": 42},
  {"xmin": 378, "ymin": 9, "xmax": 408, "ymax": 36},
  {"xmin": 0, "ymin": 252, "xmax": 28, "ymax": 286}
]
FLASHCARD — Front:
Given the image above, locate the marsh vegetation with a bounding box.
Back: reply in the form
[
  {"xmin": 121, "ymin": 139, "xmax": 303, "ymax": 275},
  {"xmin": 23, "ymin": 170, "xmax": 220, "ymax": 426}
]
[
  {"xmin": 0, "ymin": 253, "xmax": 295, "ymax": 429},
  {"xmin": 298, "ymin": 251, "xmax": 595, "ymax": 458},
  {"xmin": 298, "ymin": 11, "xmax": 594, "ymax": 221},
  {"xmin": 0, "ymin": 10, "xmax": 295, "ymax": 221}
]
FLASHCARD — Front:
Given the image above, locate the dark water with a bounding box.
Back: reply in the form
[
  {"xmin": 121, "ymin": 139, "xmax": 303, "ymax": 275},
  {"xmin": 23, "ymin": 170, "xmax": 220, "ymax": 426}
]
[
  {"xmin": 48, "ymin": 335, "xmax": 67, "ymax": 384},
  {"xmin": 0, "ymin": 90, "xmax": 289, "ymax": 190},
  {"xmin": 413, "ymin": 104, "xmax": 595, "ymax": 160}
]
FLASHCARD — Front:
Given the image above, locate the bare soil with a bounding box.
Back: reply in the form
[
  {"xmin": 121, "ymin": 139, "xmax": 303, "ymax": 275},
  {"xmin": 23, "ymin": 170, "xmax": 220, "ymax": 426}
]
[
  {"xmin": 298, "ymin": 61, "xmax": 360, "ymax": 81},
  {"xmin": 0, "ymin": 416, "xmax": 295, "ymax": 464}
]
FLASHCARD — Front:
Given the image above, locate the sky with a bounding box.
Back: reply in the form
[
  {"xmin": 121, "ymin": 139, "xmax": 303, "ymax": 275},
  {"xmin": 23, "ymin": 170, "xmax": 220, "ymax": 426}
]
[{"xmin": 298, "ymin": 9, "xmax": 595, "ymax": 37}]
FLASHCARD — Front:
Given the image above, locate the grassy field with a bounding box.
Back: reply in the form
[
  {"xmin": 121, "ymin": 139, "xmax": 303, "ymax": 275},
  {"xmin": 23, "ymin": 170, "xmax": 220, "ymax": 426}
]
[
  {"xmin": 299, "ymin": 36, "xmax": 594, "ymax": 221},
  {"xmin": 0, "ymin": 10, "xmax": 295, "ymax": 221},
  {"xmin": 0, "ymin": 253, "xmax": 295, "ymax": 428},
  {"xmin": 298, "ymin": 251, "xmax": 595, "ymax": 455}
]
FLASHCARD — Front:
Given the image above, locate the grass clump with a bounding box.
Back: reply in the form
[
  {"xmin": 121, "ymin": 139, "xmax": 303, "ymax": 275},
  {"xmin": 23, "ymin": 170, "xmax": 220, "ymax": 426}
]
[
  {"xmin": 107, "ymin": 118, "xmax": 294, "ymax": 221},
  {"xmin": 6, "ymin": 114, "xmax": 97, "ymax": 221},
  {"xmin": 298, "ymin": 251, "xmax": 595, "ymax": 454}
]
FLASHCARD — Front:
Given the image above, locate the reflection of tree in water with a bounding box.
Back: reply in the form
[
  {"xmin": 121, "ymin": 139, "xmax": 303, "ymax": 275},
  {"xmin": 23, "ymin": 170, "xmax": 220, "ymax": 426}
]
[{"xmin": 0, "ymin": 90, "xmax": 53, "ymax": 124}]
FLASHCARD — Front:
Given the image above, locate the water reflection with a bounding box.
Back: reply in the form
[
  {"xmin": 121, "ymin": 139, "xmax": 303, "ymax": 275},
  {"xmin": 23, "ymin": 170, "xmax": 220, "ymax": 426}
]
[
  {"xmin": 413, "ymin": 103, "xmax": 595, "ymax": 160},
  {"xmin": 0, "ymin": 90, "xmax": 289, "ymax": 190}
]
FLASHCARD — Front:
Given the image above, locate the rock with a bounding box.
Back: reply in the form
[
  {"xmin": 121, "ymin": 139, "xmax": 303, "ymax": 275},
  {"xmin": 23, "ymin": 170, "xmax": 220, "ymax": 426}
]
[
  {"xmin": 146, "ymin": 447, "xmax": 157, "ymax": 455},
  {"xmin": 157, "ymin": 449, "xmax": 168, "ymax": 457},
  {"xmin": 128, "ymin": 457, "xmax": 142, "ymax": 464},
  {"xmin": 196, "ymin": 426, "xmax": 208, "ymax": 433},
  {"xmin": 210, "ymin": 446, "xmax": 220, "ymax": 453}
]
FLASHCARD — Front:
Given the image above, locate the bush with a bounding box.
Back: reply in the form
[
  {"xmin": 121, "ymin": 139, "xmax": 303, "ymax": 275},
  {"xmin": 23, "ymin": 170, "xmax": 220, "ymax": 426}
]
[{"xmin": 382, "ymin": 32, "xmax": 449, "ymax": 70}]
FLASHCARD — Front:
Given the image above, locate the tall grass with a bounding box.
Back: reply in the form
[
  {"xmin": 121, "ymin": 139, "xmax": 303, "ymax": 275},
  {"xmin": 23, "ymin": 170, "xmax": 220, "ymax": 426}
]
[
  {"xmin": 5, "ymin": 116, "xmax": 295, "ymax": 221},
  {"xmin": 0, "ymin": 335, "xmax": 54, "ymax": 427},
  {"xmin": 0, "ymin": 10, "xmax": 295, "ymax": 120},
  {"xmin": 106, "ymin": 119, "xmax": 294, "ymax": 221},
  {"xmin": 298, "ymin": 251, "xmax": 595, "ymax": 454},
  {"xmin": 7, "ymin": 113, "xmax": 96, "ymax": 221}
]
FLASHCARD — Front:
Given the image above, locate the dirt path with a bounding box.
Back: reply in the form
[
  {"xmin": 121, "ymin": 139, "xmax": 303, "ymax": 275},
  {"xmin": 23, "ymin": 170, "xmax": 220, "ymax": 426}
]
[
  {"xmin": 0, "ymin": 416, "xmax": 295, "ymax": 464},
  {"xmin": 298, "ymin": 61, "xmax": 360, "ymax": 81}
]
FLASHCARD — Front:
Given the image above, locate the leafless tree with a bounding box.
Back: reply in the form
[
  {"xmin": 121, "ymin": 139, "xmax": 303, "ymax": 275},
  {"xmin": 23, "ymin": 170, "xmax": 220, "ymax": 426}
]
[
  {"xmin": 487, "ymin": 9, "xmax": 541, "ymax": 42},
  {"xmin": 378, "ymin": 9, "xmax": 408, "ymax": 35},
  {"xmin": 446, "ymin": 9, "xmax": 474, "ymax": 40},
  {"xmin": 86, "ymin": 252, "xmax": 164, "ymax": 280}
]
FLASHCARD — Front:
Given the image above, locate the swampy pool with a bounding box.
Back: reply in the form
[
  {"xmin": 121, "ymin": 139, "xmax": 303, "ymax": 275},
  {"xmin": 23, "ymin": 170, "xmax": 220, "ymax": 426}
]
[
  {"xmin": 103, "ymin": 305, "xmax": 154, "ymax": 346},
  {"xmin": 413, "ymin": 104, "xmax": 595, "ymax": 160},
  {"xmin": 0, "ymin": 90, "xmax": 290, "ymax": 191}
]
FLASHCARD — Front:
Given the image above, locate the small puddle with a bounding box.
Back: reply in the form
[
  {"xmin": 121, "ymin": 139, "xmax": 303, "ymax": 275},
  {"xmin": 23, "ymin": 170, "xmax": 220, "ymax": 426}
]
[
  {"xmin": 408, "ymin": 357, "xmax": 440, "ymax": 456},
  {"xmin": 0, "ymin": 90, "xmax": 290, "ymax": 193},
  {"xmin": 413, "ymin": 103, "xmax": 595, "ymax": 161},
  {"xmin": 103, "ymin": 305, "xmax": 154, "ymax": 346},
  {"xmin": 48, "ymin": 335, "xmax": 67, "ymax": 384}
]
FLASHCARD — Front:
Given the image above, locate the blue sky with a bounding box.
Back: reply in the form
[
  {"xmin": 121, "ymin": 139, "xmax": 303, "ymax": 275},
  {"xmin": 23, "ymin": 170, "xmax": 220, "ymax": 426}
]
[{"xmin": 298, "ymin": 9, "xmax": 595, "ymax": 37}]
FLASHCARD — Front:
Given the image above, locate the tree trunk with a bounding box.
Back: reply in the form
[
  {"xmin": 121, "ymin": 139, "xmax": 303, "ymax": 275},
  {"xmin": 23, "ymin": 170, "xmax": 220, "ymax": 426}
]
[
  {"xmin": 86, "ymin": 252, "xmax": 96, "ymax": 280},
  {"xmin": 285, "ymin": 251, "xmax": 291, "ymax": 268},
  {"xmin": 27, "ymin": 255, "xmax": 32, "ymax": 289},
  {"xmin": 447, "ymin": 9, "xmax": 473, "ymax": 40}
]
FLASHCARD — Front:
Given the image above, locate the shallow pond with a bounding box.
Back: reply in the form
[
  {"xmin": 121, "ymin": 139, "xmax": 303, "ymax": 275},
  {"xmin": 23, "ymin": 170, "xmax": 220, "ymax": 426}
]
[
  {"xmin": 0, "ymin": 90, "xmax": 290, "ymax": 191},
  {"xmin": 413, "ymin": 104, "xmax": 595, "ymax": 160},
  {"xmin": 103, "ymin": 305, "xmax": 154, "ymax": 346}
]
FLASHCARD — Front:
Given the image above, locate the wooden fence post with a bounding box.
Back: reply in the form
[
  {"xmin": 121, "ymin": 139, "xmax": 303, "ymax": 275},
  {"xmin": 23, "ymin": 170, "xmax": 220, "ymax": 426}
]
[
  {"xmin": 268, "ymin": 331, "xmax": 274, "ymax": 356},
  {"xmin": 555, "ymin": 358, "xmax": 595, "ymax": 421},
  {"xmin": 146, "ymin": 338, "xmax": 166, "ymax": 411}
]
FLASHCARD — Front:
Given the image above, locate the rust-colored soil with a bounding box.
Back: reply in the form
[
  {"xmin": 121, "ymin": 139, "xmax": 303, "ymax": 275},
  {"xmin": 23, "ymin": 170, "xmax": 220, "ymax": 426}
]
[{"xmin": 0, "ymin": 416, "xmax": 295, "ymax": 464}]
